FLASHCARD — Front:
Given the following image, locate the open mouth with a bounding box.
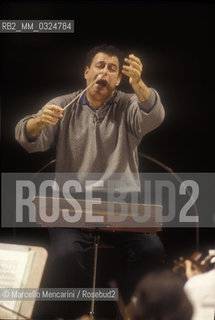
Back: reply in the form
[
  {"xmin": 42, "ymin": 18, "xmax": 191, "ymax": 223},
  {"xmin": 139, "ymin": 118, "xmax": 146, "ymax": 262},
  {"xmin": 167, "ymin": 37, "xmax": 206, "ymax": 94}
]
[{"xmin": 96, "ymin": 79, "xmax": 107, "ymax": 87}]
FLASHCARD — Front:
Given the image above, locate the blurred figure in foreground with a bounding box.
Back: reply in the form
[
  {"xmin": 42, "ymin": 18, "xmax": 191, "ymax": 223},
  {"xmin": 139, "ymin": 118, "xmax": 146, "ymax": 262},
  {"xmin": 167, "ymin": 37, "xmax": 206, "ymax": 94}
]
[{"xmin": 132, "ymin": 270, "xmax": 193, "ymax": 320}]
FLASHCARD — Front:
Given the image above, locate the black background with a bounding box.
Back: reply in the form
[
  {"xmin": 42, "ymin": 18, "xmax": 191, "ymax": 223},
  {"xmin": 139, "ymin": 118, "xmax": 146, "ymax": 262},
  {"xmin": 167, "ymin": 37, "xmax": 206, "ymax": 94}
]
[
  {"xmin": 1, "ymin": 0, "xmax": 214, "ymax": 173},
  {"xmin": 1, "ymin": 1, "xmax": 215, "ymax": 318}
]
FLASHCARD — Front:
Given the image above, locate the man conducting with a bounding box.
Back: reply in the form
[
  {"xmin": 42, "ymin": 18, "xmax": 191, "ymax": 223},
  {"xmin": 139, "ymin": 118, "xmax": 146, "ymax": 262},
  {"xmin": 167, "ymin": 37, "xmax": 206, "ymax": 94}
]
[{"xmin": 15, "ymin": 44, "xmax": 165, "ymax": 317}]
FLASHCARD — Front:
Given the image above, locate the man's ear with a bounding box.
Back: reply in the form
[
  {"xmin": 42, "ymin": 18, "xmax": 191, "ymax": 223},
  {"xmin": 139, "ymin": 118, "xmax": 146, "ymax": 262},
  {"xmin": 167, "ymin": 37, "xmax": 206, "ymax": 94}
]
[
  {"xmin": 116, "ymin": 73, "xmax": 122, "ymax": 87},
  {"xmin": 84, "ymin": 66, "xmax": 89, "ymax": 80}
]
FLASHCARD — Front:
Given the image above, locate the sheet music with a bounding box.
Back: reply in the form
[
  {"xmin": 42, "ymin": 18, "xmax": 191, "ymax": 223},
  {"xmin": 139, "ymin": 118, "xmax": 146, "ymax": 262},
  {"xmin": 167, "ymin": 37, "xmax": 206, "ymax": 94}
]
[{"xmin": 0, "ymin": 243, "xmax": 34, "ymax": 315}]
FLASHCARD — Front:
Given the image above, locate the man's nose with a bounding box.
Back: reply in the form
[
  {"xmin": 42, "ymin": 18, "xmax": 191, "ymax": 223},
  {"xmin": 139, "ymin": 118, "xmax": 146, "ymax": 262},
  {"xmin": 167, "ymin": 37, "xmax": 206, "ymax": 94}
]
[
  {"xmin": 100, "ymin": 65, "xmax": 108, "ymax": 76},
  {"xmin": 101, "ymin": 71, "xmax": 107, "ymax": 77},
  {"xmin": 98, "ymin": 71, "xmax": 107, "ymax": 80}
]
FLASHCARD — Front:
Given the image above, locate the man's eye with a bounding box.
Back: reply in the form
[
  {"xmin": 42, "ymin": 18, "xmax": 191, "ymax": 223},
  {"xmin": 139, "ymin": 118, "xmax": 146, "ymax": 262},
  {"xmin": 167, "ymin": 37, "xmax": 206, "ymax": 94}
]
[
  {"xmin": 109, "ymin": 65, "xmax": 117, "ymax": 72},
  {"xmin": 96, "ymin": 63, "xmax": 104, "ymax": 69}
]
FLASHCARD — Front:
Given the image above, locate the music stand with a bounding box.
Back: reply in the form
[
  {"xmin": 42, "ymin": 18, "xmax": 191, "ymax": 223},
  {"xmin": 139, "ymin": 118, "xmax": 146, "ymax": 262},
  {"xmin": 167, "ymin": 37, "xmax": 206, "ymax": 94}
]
[
  {"xmin": 34, "ymin": 196, "xmax": 162, "ymax": 320},
  {"xmin": 0, "ymin": 243, "xmax": 48, "ymax": 320}
]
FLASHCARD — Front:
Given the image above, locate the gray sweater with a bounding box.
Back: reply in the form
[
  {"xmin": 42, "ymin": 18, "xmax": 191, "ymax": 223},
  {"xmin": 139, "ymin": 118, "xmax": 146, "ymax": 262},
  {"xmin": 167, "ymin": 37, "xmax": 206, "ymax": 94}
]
[{"xmin": 15, "ymin": 89, "xmax": 165, "ymax": 191}]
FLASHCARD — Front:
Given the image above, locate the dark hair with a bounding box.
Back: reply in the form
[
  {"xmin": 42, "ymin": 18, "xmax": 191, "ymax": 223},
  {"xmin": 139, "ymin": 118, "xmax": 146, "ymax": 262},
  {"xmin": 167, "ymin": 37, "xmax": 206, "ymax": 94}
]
[
  {"xmin": 85, "ymin": 44, "xmax": 123, "ymax": 73},
  {"xmin": 133, "ymin": 270, "xmax": 193, "ymax": 320}
]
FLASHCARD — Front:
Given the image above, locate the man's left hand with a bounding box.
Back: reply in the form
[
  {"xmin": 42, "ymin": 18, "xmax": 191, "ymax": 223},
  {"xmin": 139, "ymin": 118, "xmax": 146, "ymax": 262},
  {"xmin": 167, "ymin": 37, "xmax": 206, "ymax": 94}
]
[
  {"xmin": 122, "ymin": 54, "xmax": 151, "ymax": 102},
  {"xmin": 122, "ymin": 54, "xmax": 143, "ymax": 86}
]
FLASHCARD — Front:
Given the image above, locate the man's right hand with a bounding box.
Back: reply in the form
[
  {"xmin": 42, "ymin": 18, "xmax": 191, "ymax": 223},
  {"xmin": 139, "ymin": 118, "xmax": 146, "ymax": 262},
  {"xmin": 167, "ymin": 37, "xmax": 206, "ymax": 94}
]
[
  {"xmin": 38, "ymin": 104, "xmax": 64, "ymax": 126},
  {"xmin": 26, "ymin": 104, "xmax": 63, "ymax": 137}
]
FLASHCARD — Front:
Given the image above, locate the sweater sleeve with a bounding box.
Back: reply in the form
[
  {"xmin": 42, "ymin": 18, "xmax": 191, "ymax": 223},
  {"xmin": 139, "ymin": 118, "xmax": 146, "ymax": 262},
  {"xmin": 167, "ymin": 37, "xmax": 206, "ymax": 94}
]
[
  {"xmin": 126, "ymin": 88, "xmax": 165, "ymax": 140},
  {"xmin": 15, "ymin": 92, "xmax": 79, "ymax": 153},
  {"xmin": 15, "ymin": 111, "xmax": 59, "ymax": 153}
]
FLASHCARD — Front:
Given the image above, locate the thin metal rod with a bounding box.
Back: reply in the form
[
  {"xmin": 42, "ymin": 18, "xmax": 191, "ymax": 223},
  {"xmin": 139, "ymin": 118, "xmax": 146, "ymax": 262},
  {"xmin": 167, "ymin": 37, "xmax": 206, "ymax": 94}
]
[
  {"xmin": 90, "ymin": 234, "xmax": 100, "ymax": 320},
  {"xmin": 139, "ymin": 152, "xmax": 199, "ymax": 251}
]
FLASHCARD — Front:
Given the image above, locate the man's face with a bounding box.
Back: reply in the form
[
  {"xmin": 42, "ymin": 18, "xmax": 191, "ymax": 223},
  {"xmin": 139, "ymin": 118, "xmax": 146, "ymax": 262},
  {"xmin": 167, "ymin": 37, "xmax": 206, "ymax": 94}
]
[{"xmin": 84, "ymin": 52, "xmax": 122, "ymax": 105}]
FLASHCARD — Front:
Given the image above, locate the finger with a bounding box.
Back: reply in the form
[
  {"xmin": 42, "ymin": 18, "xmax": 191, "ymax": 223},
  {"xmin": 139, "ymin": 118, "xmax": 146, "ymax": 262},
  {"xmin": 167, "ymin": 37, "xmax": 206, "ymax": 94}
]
[
  {"xmin": 125, "ymin": 57, "xmax": 142, "ymax": 68},
  {"xmin": 40, "ymin": 118, "xmax": 58, "ymax": 127},
  {"xmin": 41, "ymin": 118, "xmax": 58, "ymax": 126},
  {"xmin": 45, "ymin": 104, "xmax": 63, "ymax": 111},
  {"xmin": 45, "ymin": 104, "xmax": 64, "ymax": 113},
  {"xmin": 122, "ymin": 67, "xmax": 134, "ymax": 77},
  {"xmin": 124, "ymin": 58, "xmax": 142, "ymax": 73},
  {"xmin": 128, "ymin": 54, "xmax": 143, "ymax": 66},
  {"xmin": 43, "ymin": 112, "xmax": 62, "ymax": 122},
  {"xmin": 42, "ymin": 114, "xmax": 59, "ymax": 122},
  {"xmin": 122, "ymin": 65, "xmax": 140, "ymax": 78},
  {"xmin": 45, "ymin": 120, "xmax": 58, "ymax": 126},
  {"xmin": 121, "ymin": 69, "xmax": 130, "ymax": 78},
  {"xmin": 122, "ymin": 64, "xmax": 140, "ymax": 73},
  {"xmin": 44, "ymin": 106, "xmax": 63, "ymax": 118},
  {"xmin": 44, "ymin": 110, "xmax": 63, "ymax": 119},
  {"xmin": 43, "ymin": 109, "xmax": 58, "ymax": 117}
]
